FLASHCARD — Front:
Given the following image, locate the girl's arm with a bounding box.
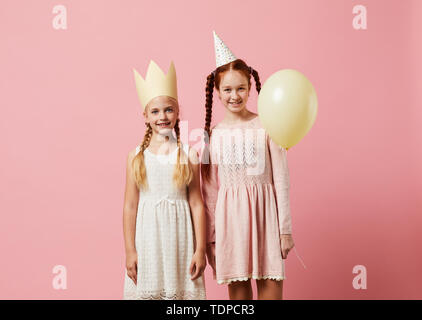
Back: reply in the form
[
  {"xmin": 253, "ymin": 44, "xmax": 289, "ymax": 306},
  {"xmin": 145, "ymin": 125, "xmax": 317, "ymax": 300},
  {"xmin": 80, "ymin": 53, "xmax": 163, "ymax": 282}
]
[
  {"xmin": 187, "ymin": 147, "xmax": 207, "ymax": 280},
  {"xmin": 267, "ymin": 134, "xmax": 292, "ymax": 235},
  {"xmin": 200, "ymin": 140, "xmax": 219, "ymax": 245},
  {"xmin": 123, "ymin": 149, "xmax": 140, "ymax": 256},
  {"xmin": 187, "ymin": 147, "xmax": 207, "ymax": 253}
]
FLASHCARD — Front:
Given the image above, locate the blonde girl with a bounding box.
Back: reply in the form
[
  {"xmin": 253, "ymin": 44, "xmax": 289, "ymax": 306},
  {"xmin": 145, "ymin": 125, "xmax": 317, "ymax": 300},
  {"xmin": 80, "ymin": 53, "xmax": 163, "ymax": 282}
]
[{"xmin": 123, "ymin": 60, "xmax": 206, "ymax": 300}]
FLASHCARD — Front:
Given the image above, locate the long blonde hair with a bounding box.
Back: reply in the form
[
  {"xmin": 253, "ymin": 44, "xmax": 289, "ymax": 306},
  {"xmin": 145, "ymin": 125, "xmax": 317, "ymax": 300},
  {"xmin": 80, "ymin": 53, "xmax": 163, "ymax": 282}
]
[{"xmin": 132, "ymin": 118, "xmax": 193, "ymax": 190}]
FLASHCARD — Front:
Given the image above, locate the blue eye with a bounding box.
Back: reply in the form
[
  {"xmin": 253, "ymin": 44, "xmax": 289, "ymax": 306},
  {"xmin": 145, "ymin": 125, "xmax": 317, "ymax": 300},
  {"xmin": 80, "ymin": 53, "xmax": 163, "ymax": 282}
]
[{"xmin": 151, "ymin": 110, "xmax": 158, "ymax": 114}]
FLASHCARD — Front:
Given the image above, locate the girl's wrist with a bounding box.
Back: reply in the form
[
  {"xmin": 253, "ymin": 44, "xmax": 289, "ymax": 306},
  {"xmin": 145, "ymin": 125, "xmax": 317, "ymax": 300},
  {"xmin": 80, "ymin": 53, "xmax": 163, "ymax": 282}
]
[
  {"xmin": 195, "ymin": 247, "xmax": 206, "ymax": 255},
  {"xmin": 125, "ymin": 247, "xmax": 137, "ymax": 255}
]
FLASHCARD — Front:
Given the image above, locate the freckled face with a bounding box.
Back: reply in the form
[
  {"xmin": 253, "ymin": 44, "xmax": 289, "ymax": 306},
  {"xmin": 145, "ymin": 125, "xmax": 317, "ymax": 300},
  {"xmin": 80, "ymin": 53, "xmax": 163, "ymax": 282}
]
[{"xmin": 217, "ymin": 70, "xmax": 250, "ymax": 113}]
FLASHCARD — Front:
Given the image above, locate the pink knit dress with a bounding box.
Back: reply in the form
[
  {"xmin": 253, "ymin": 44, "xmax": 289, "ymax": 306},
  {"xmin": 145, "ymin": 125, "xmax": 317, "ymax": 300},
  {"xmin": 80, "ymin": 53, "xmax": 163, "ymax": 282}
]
[{"xmin": 202, "ymin": 115, "xmax": 299, "ymax": 284}]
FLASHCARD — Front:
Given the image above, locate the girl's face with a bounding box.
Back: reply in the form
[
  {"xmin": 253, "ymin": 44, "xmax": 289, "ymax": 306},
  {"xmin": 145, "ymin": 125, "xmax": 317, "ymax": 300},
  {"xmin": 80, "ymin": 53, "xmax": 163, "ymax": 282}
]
[
  {"xmin": 144, "ymin": 95, "xmax": 179, "ymax": 136},
  {"xmin": 217, "ymin": 70, "xmax": 250, "ymax": 114}
]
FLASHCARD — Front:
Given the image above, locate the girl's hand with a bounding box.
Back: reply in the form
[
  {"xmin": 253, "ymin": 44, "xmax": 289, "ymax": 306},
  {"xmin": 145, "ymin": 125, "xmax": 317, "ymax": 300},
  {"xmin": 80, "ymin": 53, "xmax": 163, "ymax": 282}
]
[
  {"xmin": 280, "ymin": 234, "xmax": 295, "ymax": 259},
  {"xmin": 190, "ymin": 250, "xmax": 207, "ymax": 280},
  {"xmin": 206, "ymin": 243, "xmax": 216, "ymax": 278},
  {"xmin": 126, "ymin": 250, "xmax": 138, "ymax": 285}
]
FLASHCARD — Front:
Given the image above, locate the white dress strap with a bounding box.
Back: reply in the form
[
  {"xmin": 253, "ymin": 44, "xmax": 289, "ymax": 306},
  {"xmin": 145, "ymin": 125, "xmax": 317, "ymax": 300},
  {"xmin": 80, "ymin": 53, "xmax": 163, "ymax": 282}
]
[
  {"xmin": 181, "ymin": 143, "xmax": 189, "ymax": 157},
  {"xmin": 135, "ymin": 145, "xmax": 141, "ymax": 155}
]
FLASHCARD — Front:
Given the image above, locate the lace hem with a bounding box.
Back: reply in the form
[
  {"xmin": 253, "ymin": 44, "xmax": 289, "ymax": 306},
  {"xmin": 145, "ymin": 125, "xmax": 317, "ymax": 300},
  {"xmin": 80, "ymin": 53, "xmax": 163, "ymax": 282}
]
[
  {"xmin": 123, "ymin": 289, "xmax": 206, "ymax": 300},
  {"xmin": 217, "ymin": 274, "xmax": 286, "ymax": 285}
]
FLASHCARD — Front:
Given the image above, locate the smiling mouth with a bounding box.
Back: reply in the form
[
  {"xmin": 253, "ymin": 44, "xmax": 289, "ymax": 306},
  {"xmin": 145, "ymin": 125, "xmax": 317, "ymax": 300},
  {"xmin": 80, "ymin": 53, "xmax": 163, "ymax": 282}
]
[
  {"xmin": 230, "ymin": 101, "xmax": 242, "ymax": 106},
  {"xmin": 157, "ymin": 121, "xmax": 171, "ymax": 127}
]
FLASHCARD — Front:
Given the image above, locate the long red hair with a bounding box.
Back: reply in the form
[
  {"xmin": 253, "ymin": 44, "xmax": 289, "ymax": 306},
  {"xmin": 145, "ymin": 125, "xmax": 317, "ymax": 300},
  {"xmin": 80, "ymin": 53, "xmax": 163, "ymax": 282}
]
[{"xmin": 201, "ymin": 59, "xmax": 262, "ymax": 180}]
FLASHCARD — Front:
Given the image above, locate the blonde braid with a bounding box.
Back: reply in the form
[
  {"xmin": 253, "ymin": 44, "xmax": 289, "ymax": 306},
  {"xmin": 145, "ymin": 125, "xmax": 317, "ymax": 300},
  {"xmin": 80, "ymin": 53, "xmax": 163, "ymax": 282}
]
[
  {"xmin": 173, "ymin": 119, "xmax": 193, "ymax": 188},
  {"xmin": 132, "ymin": 123, "xmax": 153, "ymax": 190}
]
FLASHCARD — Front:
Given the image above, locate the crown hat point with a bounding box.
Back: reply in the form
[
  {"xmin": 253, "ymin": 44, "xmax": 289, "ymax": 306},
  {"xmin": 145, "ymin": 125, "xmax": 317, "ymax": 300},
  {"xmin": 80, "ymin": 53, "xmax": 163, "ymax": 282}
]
[
  {"xmin": 133, "ymin": 60, "xmax": 178, "ymax": 111},
  {"xmin": 213, "ymin": 30, "xmax": 237, "ymax": 68}
]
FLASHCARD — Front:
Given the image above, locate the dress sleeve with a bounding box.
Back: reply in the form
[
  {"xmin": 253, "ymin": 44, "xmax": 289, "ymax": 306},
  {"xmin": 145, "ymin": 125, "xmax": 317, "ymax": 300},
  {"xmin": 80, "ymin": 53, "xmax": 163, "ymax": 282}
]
[
  {"xmin": 267, "ymin": 133, "xmax": 292, "ymax": 235},
  {"xmin": 201, "ymin": 136, "xmax": 219, "ymax": 244}
]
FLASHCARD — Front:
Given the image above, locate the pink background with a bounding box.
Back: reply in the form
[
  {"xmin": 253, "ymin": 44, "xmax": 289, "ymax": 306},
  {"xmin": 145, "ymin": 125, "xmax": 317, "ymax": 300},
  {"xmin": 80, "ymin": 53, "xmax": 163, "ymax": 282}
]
[{"xmin": 1, "ymin": 0, "xmax": 421, "ymax": 299}]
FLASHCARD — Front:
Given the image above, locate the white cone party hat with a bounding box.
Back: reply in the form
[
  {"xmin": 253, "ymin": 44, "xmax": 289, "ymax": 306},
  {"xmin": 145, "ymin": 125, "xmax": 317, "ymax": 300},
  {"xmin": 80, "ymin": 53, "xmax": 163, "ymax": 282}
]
[{"xmin": 213, "ymin": 31, "xmax": 237, "ymax": 68}]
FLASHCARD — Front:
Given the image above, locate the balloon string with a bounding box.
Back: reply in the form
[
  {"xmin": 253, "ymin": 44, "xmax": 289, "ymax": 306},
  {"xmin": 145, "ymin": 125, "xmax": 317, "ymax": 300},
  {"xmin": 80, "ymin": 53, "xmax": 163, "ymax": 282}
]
[{"xmin": 293, "ymin": 247, "xmax": 307, "ymax": 269}]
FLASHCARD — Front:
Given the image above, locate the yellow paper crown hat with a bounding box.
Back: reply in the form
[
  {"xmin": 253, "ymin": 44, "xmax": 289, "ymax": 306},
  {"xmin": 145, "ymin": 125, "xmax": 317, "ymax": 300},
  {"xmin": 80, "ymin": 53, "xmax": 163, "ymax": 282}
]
[{"xmin": 133, "ymin": 60, "xmax": 178, "ymax": 110}]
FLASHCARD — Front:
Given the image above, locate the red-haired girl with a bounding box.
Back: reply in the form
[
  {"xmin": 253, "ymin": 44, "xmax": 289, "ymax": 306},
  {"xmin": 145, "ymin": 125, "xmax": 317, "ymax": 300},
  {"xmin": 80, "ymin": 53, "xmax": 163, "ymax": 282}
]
[{"xmin": 201, "ymin": 32, "xmax": 305, "ymax": 300}]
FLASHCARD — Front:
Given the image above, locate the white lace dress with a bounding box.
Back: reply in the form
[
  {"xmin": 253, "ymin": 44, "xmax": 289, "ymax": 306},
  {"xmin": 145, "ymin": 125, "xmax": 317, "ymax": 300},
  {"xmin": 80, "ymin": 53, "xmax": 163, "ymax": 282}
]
[{"xmin": 123, "ymin": 143, "xmax": 206, "ymax": 300}]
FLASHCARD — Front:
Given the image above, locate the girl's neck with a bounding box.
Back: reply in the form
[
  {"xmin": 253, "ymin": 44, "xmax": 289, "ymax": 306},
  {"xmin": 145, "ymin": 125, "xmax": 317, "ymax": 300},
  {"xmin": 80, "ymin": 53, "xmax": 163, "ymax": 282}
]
[
  {"xmin": 223, "ymin": 108, "xmax": 256, "ymax": 124},
  {"xmin": 150, "ymin": 131, "xmax": 177, "ymax": 146}
]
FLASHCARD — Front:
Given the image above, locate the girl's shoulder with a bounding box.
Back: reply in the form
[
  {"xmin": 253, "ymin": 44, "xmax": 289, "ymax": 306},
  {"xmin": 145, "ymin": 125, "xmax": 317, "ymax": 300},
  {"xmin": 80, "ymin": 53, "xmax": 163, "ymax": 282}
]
[
  {"xmin": 125, "ymin": 145, "xmax": 140, "ymax": 168},
  {"xmin": 183, "ymin": 143, "xmax": 201, "ymax": 165}
]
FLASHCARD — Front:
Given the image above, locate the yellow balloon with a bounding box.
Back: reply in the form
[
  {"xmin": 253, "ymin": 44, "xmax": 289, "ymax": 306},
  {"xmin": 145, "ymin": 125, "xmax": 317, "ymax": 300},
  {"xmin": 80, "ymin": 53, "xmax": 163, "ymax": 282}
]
[{"xmin": 258, "ymin": 69, "xmax": 318, "ymax": 150}]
